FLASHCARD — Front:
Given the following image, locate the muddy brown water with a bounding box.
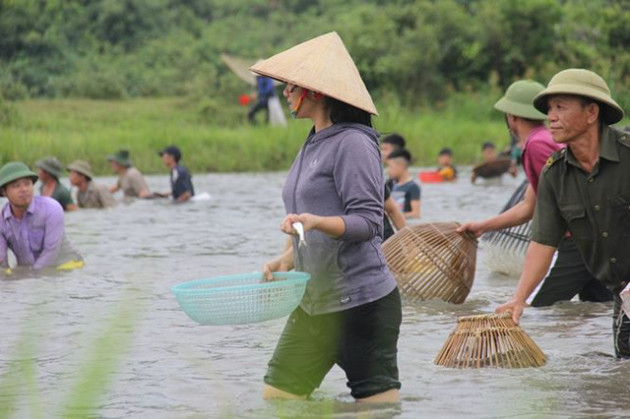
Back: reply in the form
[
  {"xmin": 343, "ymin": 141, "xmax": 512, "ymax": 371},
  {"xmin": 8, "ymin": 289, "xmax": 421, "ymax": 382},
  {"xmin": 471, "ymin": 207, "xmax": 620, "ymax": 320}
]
[{"xmin": 1, "ymin": 170, "xmax": 627, "ymax": 418}]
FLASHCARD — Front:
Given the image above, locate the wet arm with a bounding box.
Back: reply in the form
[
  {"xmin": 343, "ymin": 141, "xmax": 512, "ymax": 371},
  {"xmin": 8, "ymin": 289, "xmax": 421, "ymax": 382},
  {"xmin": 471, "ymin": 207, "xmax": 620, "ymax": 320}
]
[
  {"xmin": 497, "ymin": 241, "xmax": 556, "ymax": 322},
  {"xmin": 385, "ymin": 196, "xmax": 406, "ymax": 231},
  {"xmin": 404, "ymin": 200, "xmax": 421, "ymax": 219}
]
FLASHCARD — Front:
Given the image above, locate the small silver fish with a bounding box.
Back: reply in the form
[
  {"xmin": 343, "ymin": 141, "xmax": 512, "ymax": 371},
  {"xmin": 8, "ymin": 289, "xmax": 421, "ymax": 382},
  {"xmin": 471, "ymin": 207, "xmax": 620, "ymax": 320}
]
[{"xmin": 292, "ymin": 222, "xmax": 307, "ymax": 248}]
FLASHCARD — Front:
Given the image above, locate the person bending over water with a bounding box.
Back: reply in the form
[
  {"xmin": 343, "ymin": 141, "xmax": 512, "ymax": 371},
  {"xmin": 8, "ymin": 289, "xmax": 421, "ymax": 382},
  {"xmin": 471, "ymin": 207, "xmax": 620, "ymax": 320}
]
[
  {"xmin": 68, "ymin": 160, "xmax": 116, "ymax": 209},
  {"xmin": 107, "ymin": 150, "xmax": 151, "ymax": 199},
  {"xmin": 254, "ymin": 32, "xmax": 402, "ymax": 403},
  {"xmin": 35, "ymin": 157, "xmax": 76, "ymax": 211},
  {"xmin": 0, "ymin": 162, "xmax": 82, "ymax": 271}
]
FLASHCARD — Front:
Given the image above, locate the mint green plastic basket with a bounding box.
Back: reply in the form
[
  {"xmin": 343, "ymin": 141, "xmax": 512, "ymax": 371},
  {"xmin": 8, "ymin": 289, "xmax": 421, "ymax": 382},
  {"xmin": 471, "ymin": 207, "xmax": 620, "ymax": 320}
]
[{"xmin": 171, "ymin": 272, "xmax": 310, "ymax": 325}]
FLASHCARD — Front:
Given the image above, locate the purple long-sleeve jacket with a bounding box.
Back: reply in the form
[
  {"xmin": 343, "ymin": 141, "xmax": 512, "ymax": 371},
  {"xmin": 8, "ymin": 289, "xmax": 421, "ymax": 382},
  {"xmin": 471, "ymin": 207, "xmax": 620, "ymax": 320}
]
[
  {"xmin": 283, "ymin": 123, "xmax": 397, "ymax": 315},
  {"xmin": 0, "ymin": 196, "xmax": 81, "ymax": 269}
]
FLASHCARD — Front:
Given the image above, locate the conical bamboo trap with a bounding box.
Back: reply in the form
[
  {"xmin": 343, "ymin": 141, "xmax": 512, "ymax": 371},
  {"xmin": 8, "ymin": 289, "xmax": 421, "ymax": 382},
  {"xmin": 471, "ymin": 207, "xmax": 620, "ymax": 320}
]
[
  {"xmin": 434, "ymin": 313, "xmax": 546, "ymax": 368},
  {"xmin": 382, "ymin": 222, "xmax": 477, "ymax": 304}
]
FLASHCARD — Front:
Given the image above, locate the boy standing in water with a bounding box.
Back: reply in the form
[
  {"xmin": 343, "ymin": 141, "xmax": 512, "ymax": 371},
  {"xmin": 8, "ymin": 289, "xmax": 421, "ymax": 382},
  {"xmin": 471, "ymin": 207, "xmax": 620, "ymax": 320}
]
[
  {"xmin": 158, "ymin": 146, "xmax": 195, "ymax": 203},
  {"xmin": 437, "ymin": 147, "xmax": 458, "ymax": 181},
  {"xmin": 387, "ymin": 149, "xmax": 421, "ymax": 219}
]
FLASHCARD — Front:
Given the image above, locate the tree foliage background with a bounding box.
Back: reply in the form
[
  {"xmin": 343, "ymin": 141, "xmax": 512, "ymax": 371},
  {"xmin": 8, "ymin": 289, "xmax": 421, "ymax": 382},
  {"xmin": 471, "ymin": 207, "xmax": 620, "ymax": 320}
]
[{"xmin": 1, "ymin": 0, "xmax": 628, "ymax": 109}]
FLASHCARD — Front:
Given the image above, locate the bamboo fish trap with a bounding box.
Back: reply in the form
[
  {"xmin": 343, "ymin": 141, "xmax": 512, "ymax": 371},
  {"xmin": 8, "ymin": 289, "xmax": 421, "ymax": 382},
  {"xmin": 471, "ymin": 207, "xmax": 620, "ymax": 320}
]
[
  {"xmin": 434, "ymin": 313, "xmax": 546, "ymax": 368},
  {"xmin": 482, "ymin": 179, "xmax": 532, "ymax": 276},
  {"xmin": 621, "ymin": 282, "xmax": 630, "ymax": 318},
  {"xmin": 382, "ymin": 222, "xmax": 478, "ymax": 304}
]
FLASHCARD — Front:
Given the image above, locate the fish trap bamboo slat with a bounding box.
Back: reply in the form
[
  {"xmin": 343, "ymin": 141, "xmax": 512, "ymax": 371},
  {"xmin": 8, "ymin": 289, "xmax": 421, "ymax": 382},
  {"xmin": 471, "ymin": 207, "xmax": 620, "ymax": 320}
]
[
  {"xmin": 621, "ymin": 282, "xmax": 630, "ymax": 318},
  {"xmin": 382, "ymin": 222, "xmax": 477, "ymax": 304},
  {"xmin": 482, "ymin": 180, "xmax": 531, "ymax": 275},
  {"xmin": 434, "ymin": 313, "xmax": 546, "ymax": 368}
]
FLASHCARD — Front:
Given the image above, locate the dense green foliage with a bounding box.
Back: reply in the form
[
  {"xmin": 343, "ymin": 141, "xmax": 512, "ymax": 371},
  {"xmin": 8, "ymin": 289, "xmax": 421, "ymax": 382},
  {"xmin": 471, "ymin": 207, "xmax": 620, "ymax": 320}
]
[{"xmin": 1, "ymin": 0, "xmax": 629, "ymax": 109}]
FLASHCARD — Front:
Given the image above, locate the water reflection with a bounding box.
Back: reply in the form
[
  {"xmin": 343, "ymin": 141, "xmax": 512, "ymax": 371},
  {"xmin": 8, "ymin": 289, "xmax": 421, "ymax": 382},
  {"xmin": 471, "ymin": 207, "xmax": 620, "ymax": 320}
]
[{"xmin": 0, "ymin": 169, "xmax": 627, "ymax": 418}]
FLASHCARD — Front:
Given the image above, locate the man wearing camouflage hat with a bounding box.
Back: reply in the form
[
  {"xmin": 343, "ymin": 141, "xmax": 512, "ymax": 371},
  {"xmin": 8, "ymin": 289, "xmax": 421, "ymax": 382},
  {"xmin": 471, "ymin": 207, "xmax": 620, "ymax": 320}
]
[
  {"xmin": 459, "ymin": 79, "xmax": 612, "ymax": 306},
  {"xmin": 496, "ymin": 69, "xmax": 629, "ymax": 358}
]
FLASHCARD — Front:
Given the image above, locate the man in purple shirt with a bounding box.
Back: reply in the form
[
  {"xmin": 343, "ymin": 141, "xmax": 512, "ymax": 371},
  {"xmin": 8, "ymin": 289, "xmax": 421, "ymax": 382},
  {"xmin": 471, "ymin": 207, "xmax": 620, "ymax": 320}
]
[
  {"xmin": 458, "ymin": 80, "xmax": 611, "ymax": 305},
  {"xmin": 0, "ymin": 162, "xmax": 82, "ymax": 271}
]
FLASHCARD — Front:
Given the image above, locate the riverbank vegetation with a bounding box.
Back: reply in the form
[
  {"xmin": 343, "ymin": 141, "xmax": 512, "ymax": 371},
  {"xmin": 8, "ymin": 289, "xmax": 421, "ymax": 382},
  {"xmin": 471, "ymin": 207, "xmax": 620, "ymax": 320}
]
[
  {"xmin": 1, "ymin": 94, "xmax": 512, "ymax": 174},
  {"xmin": 1, "ymin": 0, "xmax": 629, "ymax": 173}
]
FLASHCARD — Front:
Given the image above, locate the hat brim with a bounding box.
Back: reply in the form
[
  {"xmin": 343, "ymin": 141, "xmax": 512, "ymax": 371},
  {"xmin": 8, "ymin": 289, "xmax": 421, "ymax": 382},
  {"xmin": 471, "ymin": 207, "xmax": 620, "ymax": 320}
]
[
  {"xmin": 107, "ymin": 155, "xmax": 132, "ymax": 167},
  {"xmin": 67, "ymin": 166, "xmax": 93, "ymax": 180},
  {"xmin": 533, "ymin": 84, "xmax": 625, "ymax": 125},
  {"xmin": 0, "ymin": 172, "xmax": 38, "ymax": 196},
  {"xmin": 35, "ymin": 161, "xmax": 62, "ymax": 179},
  {"xmin": 494, "ymin": 97, "xmax": 547, "ymax": 120}
]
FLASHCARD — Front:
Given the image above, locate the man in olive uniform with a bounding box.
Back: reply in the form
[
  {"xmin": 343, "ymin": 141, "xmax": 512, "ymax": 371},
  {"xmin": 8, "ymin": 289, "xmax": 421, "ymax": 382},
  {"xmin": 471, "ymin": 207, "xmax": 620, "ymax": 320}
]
[
  {"xmin": 459, "ymin": 79, "xmax": 611, "ymax": 305},
  {"xmin": 497, "ymin": 69, "xmax": 629, "ymax": 358},
  {"xmin": 67, "ymin": 160, "xmax": 116, "ymax": 209},
  {"xmin": 36, "ymin": 157, "xmax": 76, "ymax": 211}
]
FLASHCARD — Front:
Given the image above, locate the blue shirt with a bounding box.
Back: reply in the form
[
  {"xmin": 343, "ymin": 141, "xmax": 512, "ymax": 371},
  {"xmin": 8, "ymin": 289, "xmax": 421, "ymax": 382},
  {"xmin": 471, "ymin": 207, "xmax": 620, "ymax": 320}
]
[
  {"xmin": 392, "ymin": 180, "xmax": 421, "ymax": 212},
  {"xmin": 171, "ymin": 166, "xmax": 195, "ymax": 200},
  {"xmin": 256, "ymin": 77, "xmax": 275, "ymax": 103}
]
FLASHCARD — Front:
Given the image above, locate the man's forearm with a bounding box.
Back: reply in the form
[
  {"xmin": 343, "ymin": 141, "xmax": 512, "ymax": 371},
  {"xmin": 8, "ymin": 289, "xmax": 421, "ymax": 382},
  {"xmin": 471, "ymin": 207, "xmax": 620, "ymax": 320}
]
[{"xmin": 513, "ymin": 241, "xmax": 557, "ymax": 302}]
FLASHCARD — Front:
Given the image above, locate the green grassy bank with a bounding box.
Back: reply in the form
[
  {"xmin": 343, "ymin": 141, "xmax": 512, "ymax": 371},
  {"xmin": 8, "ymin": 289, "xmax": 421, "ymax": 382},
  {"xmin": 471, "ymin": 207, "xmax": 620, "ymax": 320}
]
[{"xmin": 2, "ymin": 95, "xmax": 522, "ymax": 175}]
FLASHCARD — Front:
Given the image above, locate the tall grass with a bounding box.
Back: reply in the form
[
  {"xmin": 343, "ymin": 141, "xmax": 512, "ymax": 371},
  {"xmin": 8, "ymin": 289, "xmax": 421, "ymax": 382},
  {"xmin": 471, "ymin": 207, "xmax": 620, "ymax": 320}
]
[{"xmin": 1, "ymin": 94, "xmax": 528, "ymax": 175}]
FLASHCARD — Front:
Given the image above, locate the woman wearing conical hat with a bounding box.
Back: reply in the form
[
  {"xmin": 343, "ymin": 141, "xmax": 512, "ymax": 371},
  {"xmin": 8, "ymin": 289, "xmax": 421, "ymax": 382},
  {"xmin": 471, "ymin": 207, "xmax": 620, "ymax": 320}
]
[{"xmin": 254, "ymin": 32, "xmax": 401, "ymax": 403}]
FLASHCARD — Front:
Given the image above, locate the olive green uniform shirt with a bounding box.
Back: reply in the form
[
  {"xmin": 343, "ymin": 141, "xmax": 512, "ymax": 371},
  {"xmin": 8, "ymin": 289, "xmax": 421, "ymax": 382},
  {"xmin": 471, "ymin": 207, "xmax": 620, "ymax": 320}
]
[
  {"xmin": 40, "ymin": 182, "xmax": 74, "ymax": 210},
  {"xmin": 531, "ymin": 126, "xmax": 630, "ymax": 292},
  {"xmin": 77, "ymin": 181, "xmax": 116, "ymax": 209}
]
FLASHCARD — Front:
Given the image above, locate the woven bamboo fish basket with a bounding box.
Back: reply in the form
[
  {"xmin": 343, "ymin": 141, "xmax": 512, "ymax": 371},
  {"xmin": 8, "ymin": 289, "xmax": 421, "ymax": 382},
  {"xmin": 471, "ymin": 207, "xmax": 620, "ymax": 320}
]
[
  {"xmin": 434, "ymin": 313, "xmax": 546, "ymax": 368},
  {"xmin": 482, "ymin": 179, "xmax": 532, "ymax": 276},
  {"xmin": 382, "ymin": 222, "xmax": 478, "ymax": 304}
]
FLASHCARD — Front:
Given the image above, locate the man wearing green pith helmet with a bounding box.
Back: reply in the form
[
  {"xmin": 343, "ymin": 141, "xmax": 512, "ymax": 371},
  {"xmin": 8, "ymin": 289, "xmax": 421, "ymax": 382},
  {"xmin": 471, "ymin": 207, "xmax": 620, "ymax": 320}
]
[
  {"xmin": 459, "ymin": 79, "xmax": 612, "ymax": 306},
  {"xmin": 496, "ymin": 69, "xmax": 629, "ymax": 358}
]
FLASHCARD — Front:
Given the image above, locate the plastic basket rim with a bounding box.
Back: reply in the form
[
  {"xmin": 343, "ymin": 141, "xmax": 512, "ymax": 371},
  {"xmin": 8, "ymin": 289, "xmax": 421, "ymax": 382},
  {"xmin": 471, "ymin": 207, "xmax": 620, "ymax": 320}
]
[{"xmin": 170, "ymin": 271, "xmax": 310, "ymax": 295}]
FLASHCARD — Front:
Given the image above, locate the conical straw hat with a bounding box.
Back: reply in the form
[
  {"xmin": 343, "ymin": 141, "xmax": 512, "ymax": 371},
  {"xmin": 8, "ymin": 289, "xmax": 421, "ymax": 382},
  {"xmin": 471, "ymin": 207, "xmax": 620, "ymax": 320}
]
[{"xmin": 250, "ymin": 32, "xmax": 378, "ymax": 116}]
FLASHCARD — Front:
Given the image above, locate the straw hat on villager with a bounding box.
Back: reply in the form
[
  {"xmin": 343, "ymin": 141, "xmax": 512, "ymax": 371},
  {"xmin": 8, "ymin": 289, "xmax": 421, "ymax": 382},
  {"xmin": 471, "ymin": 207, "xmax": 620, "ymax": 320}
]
[
  {"xmin": 533, "ymin": 69, "xmax": 625, "ymax": 125},
  {"xmin": 250, "ymin": 31, "xmax": 378, "ymax": 116}
]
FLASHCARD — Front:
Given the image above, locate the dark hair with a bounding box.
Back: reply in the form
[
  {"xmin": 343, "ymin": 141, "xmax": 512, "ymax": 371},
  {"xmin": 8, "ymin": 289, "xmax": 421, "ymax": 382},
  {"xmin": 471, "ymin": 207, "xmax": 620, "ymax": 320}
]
[
  {"xmin": 439, "ymin": 147, "xmax": 453, "ymax": 156},
  {"xmin": 387, "ymin": 148, "xmax": 412, "ymax": 163},
  {"xmin": 482, "ymin": 141, "xmax": 496, "ymax": 151},
  {"xmin": 381, "ymin": 133, "xmax": 406, "ymax": 149},
  {"xmin": 325, "ymin": 97, "xmax": 372, "ymax": 127}
]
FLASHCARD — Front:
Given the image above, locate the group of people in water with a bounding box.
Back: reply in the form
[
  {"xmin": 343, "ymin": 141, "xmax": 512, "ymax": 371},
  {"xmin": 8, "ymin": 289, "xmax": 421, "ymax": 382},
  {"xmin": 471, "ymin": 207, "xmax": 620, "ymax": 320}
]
[
  {"xmin": 0, "ymin": 145, "xmax": 195, "ymax": 272},
  {"xmin": 1, "ymin": 30, "xmax": 629, "ymax": 404}
]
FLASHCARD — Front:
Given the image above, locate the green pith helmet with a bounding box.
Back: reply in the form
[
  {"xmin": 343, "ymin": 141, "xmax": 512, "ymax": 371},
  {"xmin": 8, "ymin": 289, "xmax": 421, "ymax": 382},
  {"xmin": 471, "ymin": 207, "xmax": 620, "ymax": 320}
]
[
  {"xmin": 494, "ymin": 80, "xmax": 547, "ymax": 120},
  {"xmin": 106, "ymin": 149, "xmax": 132, "ymax": 167},
  {"xmin": 35, "ymin": 156, "xmax": 64, "ymax": 179},
  {"xmin": 533, "ymin": 69, "xmax": 625, "ymax": 125},
  {"xmin": 0, "ymin": 162, "xmax": 38, "ymax": 196}
]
